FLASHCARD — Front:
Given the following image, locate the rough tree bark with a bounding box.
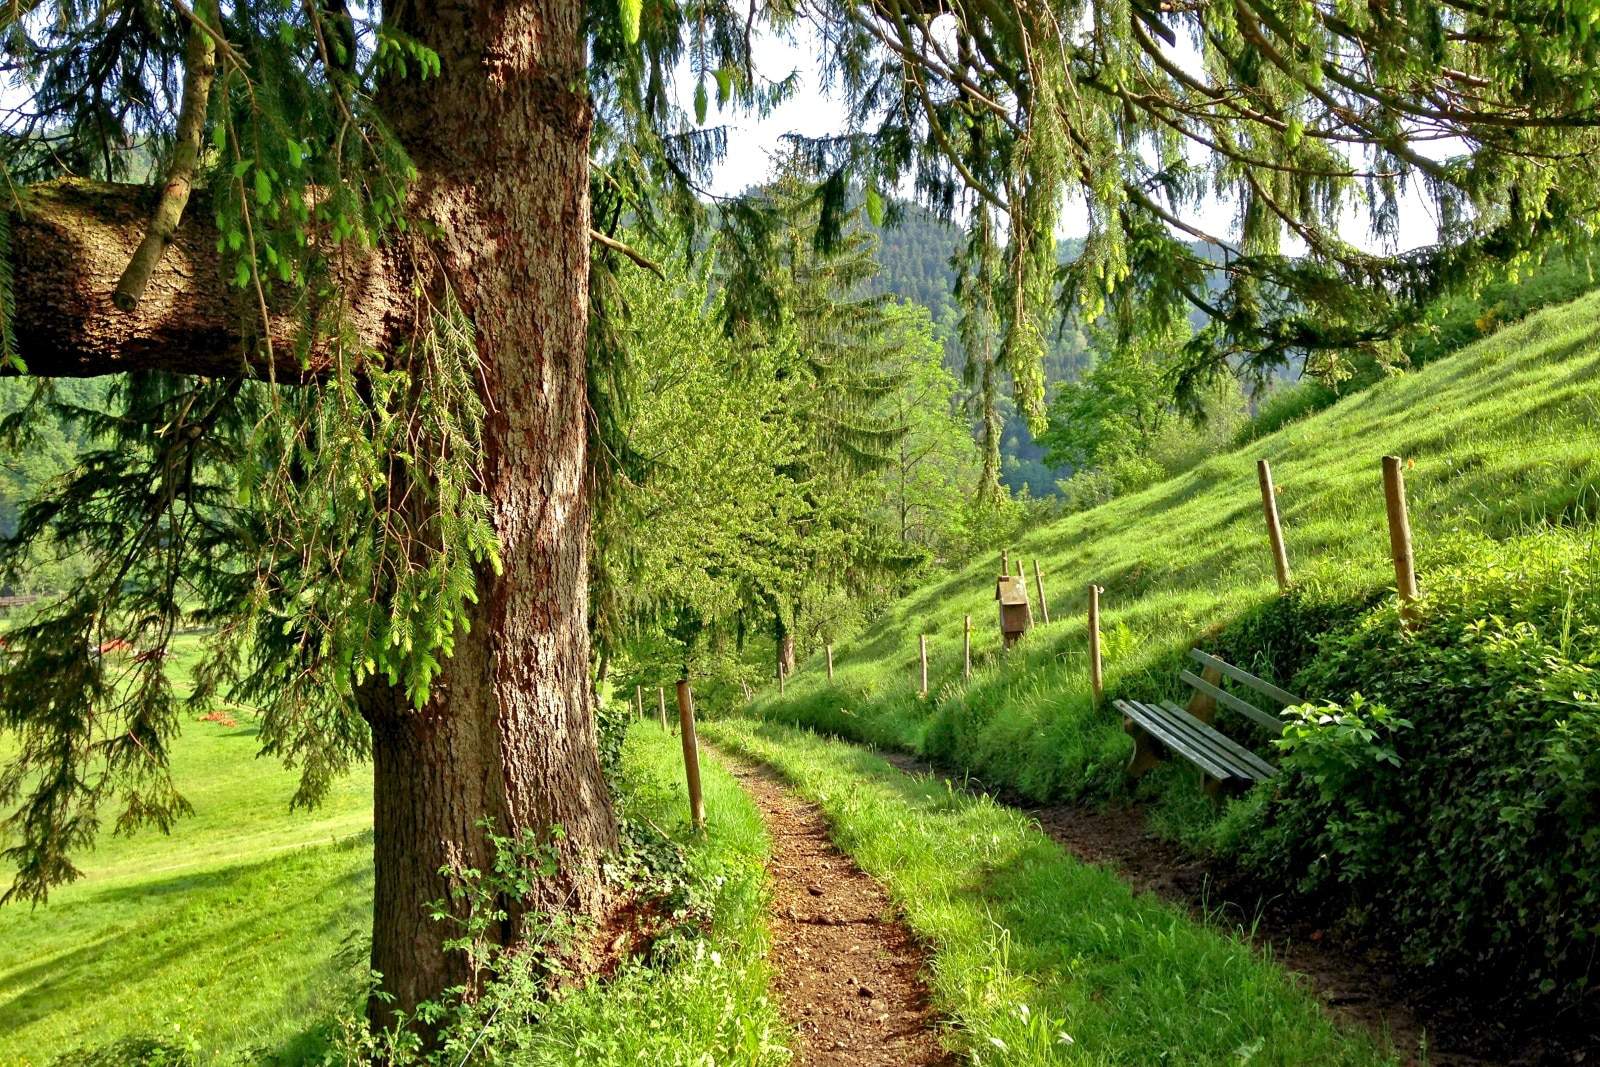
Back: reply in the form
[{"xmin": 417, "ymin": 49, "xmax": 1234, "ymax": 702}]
[
  {"xmin": 3, "ymin": 0, "xmax": 620, "ymax": 1030},
  {"xmin": 774, "ymin": 611, "xmax": 797, "ymax": 680},
  {"xmin": 364, "ymin": 0, "xmax": 619, "ymax": 1028}
]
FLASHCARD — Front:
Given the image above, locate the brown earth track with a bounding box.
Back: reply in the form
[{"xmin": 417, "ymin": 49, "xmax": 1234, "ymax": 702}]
[
  {"xmin": 881, "ymin": 751, "xmax": 1597, "ymax": 1067},
  {"xmin": 716, "ymin": 751, "xmax": 955, "ymax": 1067}
]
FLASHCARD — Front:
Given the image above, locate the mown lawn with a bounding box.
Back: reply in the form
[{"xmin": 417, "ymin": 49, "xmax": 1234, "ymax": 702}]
[{"xmin": 0, "ymin": 636, "xmax": 374, "ymax": 1064}]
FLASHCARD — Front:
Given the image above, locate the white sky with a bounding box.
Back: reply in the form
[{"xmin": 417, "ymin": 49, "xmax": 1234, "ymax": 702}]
[{"xmin": 684, "ymin": 26, "xmax": 1447, "ymax": 255}]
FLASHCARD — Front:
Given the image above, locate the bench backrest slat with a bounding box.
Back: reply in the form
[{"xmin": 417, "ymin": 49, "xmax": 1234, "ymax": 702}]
[
  {"xmin": 1180, "ymin": 670, "xmax": 1284, "ymax": 735},
  {"xmin": 1189, "ymin": 649, "xmax": 1304, "ymax": 708}
]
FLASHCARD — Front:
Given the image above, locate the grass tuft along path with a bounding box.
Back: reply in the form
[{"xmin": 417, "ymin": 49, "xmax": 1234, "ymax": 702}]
[{"xmin": 702, "ymin": 718, "xmax": 1399, "ymax": 1066}]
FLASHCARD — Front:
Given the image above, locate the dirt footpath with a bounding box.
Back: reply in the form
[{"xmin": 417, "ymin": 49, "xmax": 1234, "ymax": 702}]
[{"xmin": 716, "ymin": 753, "xmax": 954, "ymax": 1067}]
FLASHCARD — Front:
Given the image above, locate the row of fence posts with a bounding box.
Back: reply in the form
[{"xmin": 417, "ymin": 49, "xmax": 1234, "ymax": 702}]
[
  {"xmin": 641, "ymin": 454, "xmax": 1423, "ymax": 834},
  {"xmin": 896, "ymin": 453, "xmax": 1423, "ymax": 704}
]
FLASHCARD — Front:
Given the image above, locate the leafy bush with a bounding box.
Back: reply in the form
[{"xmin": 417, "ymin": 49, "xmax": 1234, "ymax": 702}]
[{"xmin": 1218, "ymin": 529, "xmax": 1600, "ymax": 1014}]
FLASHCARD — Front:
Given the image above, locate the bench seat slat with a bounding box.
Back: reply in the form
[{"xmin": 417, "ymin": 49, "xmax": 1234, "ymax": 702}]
[
  {"xmin": 1137, "ymin": 701, "xmax": 1266, "ymax": 781},
  {"xmin": 1189, "ymin": 649, "xmax": 1304, "ymax": 708},
  {"xmin": 1180, "ymin": 670, "xmax": 1284, "ymax": 735},
  {"xmin": 1159, "ymin": 701, "xmax": 1277, "ymax": 780},
  {"xmin": 1136, "ymin": 700, "xmax": 1267, "ymax": 781},
  {"xmin": 1115, "ymin": 699, "xmax": 1246, "ymax": 782}
]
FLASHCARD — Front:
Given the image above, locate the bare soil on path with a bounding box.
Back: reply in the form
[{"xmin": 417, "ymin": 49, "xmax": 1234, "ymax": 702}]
[
  {"xmin": 880, "ymin": 752, "xmax": 1597, "ymax": 1067},
  {"xmin": 714, "ymin": 751, "xmax": 954, "ymax": 1067}
]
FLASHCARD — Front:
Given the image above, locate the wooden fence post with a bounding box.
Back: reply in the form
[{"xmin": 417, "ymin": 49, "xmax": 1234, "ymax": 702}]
[
  {"xmin": 919, "ymin": 634, "xmax": 928, "ymax": 696},
  {"xmin": 675, "ymin": 678, "xmax": 705, "ymax": 830},
  {"xmin": 1088, "ymin": 584, "xmax": 1104, "ymax": 707},
  {"xmin": 657, "ymin": 686, "xmax": 668, "ymax": 729},
  {"xmin": 826, "ymin": 643, "xmax": 834, "ymax": 681},
  {"xmin": 1033, "ymin": 560, "xmax": 1050, "ymax": 624},
  {"xmin": 1001, "ymin": 548, "xmax": 1010, "ymax": 575},
  {"xmin": 635, "ymin": 684, "xmax": 644, "ymax": 720},
  {"xmin": 963, "ymin": 614, "xmax": 972, "ymax": 680},
  {"xmin": 1257, "ymin": 459, "xmax": 1291, "ymax": 591},
  {"xmin": 1382, "ymin": 455, "xmax": 1420, "ymax": 624}
]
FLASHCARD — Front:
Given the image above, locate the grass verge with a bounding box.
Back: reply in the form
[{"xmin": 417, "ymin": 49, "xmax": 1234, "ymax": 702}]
[
  {"xmin": 703, "ymin": 717, "xmax": 1399, "ymax": 1066},
  {"xmin": 495, "ymin": 721, "xmax": 789, "ymax": 1065}
]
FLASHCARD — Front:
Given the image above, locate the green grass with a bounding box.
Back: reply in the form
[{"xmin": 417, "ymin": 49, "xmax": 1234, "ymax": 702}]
[
  {"xmin": 0, "ymin": 642, "xmax": 790, "ymax": 1065},
  {"xmin": 748, "ymin": 288, "xmax": 1600, "ymax": 816},
  {"xmin": 703, "ymin": 718, "xmax": 1399, "ymax": 1065},
  {"xmin": 0, "ymin": 635, "xmax": 374, "ymax": 1064},
  {"xmin": 497, "ymin": 723, "xmax": 789, "ymax": 1065}
]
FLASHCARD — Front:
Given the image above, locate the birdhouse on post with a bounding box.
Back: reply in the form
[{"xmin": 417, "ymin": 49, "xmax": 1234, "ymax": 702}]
[{"xmin": 995, "ymin": 574, "xmax": 1033, "ymax": 648}]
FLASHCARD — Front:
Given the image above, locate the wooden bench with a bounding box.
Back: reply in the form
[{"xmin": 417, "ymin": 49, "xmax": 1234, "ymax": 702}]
[{"xmin": 1114, "ymin": 649, "xmax": 1305, "ymax": 795}]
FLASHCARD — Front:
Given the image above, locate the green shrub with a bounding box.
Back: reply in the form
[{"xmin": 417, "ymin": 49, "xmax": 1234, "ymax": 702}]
[{"xmin": 1219, "ymin": 529, "xmax": 1600, "ymax": 1015}]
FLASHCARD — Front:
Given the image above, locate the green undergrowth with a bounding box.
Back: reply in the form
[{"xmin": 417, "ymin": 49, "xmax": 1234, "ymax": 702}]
[
  {"xmin": 703, "ymin": 718, "xmax": 1399, "ymax": 1066},
  {"xmin": 385, "ymin": 722, "xmax": 789, "ymax": 1066},
  {"xmin": 744, "ymin": 289, "xmax": 1600, "ymax": 1012}
]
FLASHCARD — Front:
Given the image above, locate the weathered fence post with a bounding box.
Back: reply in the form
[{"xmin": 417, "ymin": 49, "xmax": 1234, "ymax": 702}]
[
  {"xmin": 1001, "ymin": 548, "xmax": 1010, "ymax": 574},
  {"xmin": 1088, "ymin": 584, "xmax": 1104, "ymax": 707},
  {"xmin": 675, "ymin": 678, "xmax": 705, "ymax": 830},
  {"xmin": 1033, "ymin": 560, "xmax": 1050, "ymax": 623},
  {"xmin": 963, "ymin": 614, "xmax": 972, "ymax": 680},
  {"xmin": 1257, "ymin": 459, "xmax": 1291, "ymax": 591},
  {"xmin": 1382, "ymin": 455, "xmax": 1420, "ymax": 624},
  {"xmin": 635, "ymin": 684, "xmax": 644, "ymax": 720},
  {"xmin": 658, "ymin": 686, "xmax": 668, "ymax": 729},
  {"xmin": 919, "ymin": 634, "xmax": 929, "ymax": 696},
  {"xmin": 826, "ymin": 643, "xmax": 834, "ymax": 681}
]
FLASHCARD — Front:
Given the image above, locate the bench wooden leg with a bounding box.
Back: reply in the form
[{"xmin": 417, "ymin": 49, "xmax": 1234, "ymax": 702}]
[{"xmin": 1123, "ymin": 717, "xmax": 1164, "ymax": 778}]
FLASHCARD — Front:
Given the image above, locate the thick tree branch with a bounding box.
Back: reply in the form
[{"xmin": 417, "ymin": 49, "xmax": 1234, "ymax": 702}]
[{"xmin": 7, "ymin": 179, "xmax": 408, "ymax": 379}]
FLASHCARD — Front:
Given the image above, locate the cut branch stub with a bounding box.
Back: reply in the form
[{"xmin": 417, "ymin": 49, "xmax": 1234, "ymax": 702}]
[{"xmin": 8, "ymin": 179, "xmax": 407, "ymax": 380}]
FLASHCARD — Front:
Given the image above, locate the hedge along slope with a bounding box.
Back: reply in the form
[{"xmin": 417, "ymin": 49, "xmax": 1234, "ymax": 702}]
[{"xmin": 747, "ymin": 289, "xmax": 1600, "ymax": 1012}]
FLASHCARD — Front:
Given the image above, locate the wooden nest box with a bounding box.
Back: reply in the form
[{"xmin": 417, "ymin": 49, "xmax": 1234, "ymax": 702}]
[{"xmin": 995, "ymin": 574, "xmax": 1033, "ymax": 647}]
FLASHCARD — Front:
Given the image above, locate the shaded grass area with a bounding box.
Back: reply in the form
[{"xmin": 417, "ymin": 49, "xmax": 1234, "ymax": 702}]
[
  {"xmin": 748, "ymin": 289, "xmax": 1600, "ymax": 825},
  {"xmin": 703, "ymin": 718, "xmax": 1398, "ymax": 1065}
]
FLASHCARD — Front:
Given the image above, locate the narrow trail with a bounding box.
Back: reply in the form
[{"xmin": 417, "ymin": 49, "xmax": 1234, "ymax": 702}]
[
  {"xmin": 876, "ymin": 751, "xmax": 1580, "ymax": 1067},
  {"xmin": 713, "ymin": 750, "xmax": 954, "ymax": 1067}
]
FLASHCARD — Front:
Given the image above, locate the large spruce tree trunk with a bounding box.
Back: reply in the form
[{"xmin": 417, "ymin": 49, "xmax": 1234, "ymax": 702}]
[{"xmin": 360, "ymin": 0, "xmax": 618, "ymax": 1027}]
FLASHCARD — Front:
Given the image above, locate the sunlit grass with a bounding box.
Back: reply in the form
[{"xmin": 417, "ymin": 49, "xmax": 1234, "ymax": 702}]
[
  {"xmin": 704, "ymin": 718, "xmax": 1398, "ymax": 1065},
  {"xmin": 745, "ymin": 289, "xmax": 1600, "ymax": 824}
]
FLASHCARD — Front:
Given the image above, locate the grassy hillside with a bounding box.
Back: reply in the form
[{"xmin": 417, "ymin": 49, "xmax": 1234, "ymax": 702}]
[
  {"xmin": 748, "ymin": 288, "xmax": 1600, "ymax": 1010},
  {"xmin": 758, "ymin": 288, "xmax": 1600, "ymax": 783}
]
